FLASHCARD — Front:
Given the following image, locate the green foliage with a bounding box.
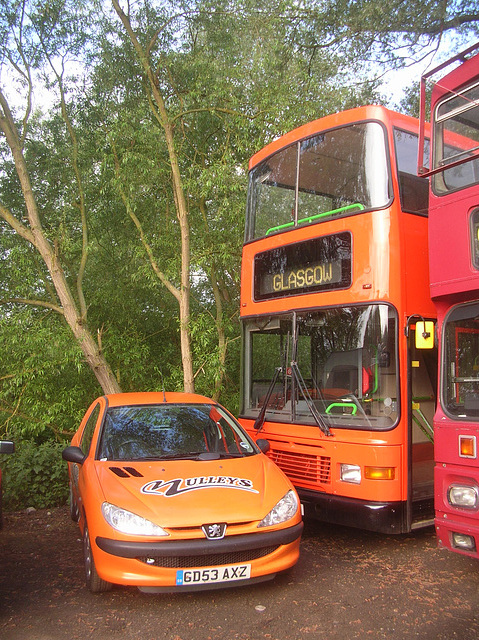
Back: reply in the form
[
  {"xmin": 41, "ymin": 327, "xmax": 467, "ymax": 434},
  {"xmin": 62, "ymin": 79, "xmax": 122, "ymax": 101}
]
[
  {"xmin": 1, "ymin": 440, "xmax": 69, "ymax": 510},
  {"xmin": 0, "ymin": 307, "xmax": 99, "ymax": 440}
]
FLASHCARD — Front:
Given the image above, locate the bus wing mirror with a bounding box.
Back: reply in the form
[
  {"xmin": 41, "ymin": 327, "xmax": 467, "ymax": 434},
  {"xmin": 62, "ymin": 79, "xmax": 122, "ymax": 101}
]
[{"xmin": 415, "ymin": 321, "xmax": 435, "ymax": 349}]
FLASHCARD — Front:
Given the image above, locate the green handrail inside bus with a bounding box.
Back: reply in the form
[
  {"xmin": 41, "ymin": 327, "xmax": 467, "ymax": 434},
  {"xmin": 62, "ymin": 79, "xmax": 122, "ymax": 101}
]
[
  {"xmin": 266, "ymin": 203, "xmax": 365, "ymax": 236},
  {"xmin": 412, "ymin": 400, "xmax": 434, "ymax": 443},
  {"xmin": 370, "ymin": 347, "xmax": 379, "ymax": 395},
  {"xmin": 325, "ymin": 402, "xmax": 358, "ymax": 415}
]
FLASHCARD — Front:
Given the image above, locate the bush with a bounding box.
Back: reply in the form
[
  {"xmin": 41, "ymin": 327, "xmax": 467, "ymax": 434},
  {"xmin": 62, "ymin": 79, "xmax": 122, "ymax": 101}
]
[{"xmin": 1, "ymin": 440, "xmax": 69, "ymax": 510}]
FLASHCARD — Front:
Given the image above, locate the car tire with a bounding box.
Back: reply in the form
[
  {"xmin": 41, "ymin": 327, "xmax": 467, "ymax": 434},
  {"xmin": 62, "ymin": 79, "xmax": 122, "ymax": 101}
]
[
  {"xmin": 69, "ymin": 484, "xmax": 80, "ymax": 523},
  {"xmin": 0, "ymin": 486, "xmax": 3, "ymax": 531},
  {"xmin": 83, "ymin": 522, "xmax": 112, "ymax": 593}
]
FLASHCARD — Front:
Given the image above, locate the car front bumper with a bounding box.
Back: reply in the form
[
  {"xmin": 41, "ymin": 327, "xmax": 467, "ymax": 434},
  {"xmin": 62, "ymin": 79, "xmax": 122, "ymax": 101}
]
[{"xmin": 93, "ymin": 521, "xmax": 303, "ymax": 589}]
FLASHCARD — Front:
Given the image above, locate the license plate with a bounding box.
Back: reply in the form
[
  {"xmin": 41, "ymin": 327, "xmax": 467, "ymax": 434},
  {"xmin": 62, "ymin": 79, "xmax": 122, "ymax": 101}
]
[{"xmin": 176, "ymin": 564, "xmax": 251, "ymax": 586}]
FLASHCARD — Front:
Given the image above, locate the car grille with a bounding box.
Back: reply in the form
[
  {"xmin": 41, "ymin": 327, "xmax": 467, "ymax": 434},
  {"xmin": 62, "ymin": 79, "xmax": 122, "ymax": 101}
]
[
  {"xmin": 270, "ymin": 449, "xmax": 331, "ymax": 485},
  {"xmin": 137, "ymin": 545, "xmax": 279, "ymax": 568}
]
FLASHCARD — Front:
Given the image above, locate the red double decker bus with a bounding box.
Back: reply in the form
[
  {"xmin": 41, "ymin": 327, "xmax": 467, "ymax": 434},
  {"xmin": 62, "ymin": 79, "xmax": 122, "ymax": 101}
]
[
  {"xmin": 418, "ymin": 43, "xmax": 479, "ymax": 556},
  {"xmin": 239, "ymin": 105, "xmax": 437, "ymax": 534}
]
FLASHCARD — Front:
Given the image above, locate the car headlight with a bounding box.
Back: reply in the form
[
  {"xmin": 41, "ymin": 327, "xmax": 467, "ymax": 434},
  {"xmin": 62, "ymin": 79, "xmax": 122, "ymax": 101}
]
[
  {"xmin": 102, "ymin": 502, "xmax": 169, "ymax": 536},
  {"xmin": 258, "ymin": 490, "xmax": 299, "ymax": 528}
]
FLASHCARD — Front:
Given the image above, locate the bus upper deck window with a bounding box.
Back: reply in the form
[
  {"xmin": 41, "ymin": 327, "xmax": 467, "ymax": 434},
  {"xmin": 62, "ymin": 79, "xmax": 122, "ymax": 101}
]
[
  {"xmin": 394, "ymin": 128, "xmax": 429, "ymax": 215},
  {"xmin": 433, "ymin": 83, "xmax": 479, "ymax": 194},
  {"xmin": 245, "ymin": 122, "xmax": 391, "ymax": 242}
]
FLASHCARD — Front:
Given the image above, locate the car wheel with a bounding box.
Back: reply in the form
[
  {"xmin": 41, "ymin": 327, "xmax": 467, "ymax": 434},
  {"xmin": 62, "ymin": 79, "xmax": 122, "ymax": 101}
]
[
  {"xmin": 83, "ymin": 522, "xmax": 112, "ymax": 593},
  {"xmin": 0, "ymin": 486, "xmax": 3, "ymax": 530},
  {"xmin": 69, "ymin": 484, "xmax": 80, "ymax": 523}
]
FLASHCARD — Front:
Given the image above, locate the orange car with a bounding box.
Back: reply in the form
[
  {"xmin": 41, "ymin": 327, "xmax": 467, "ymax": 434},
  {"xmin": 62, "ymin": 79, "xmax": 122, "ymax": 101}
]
[{"xmin": 62, "ymin": 392, "xmax": 303, "ymax": 593}]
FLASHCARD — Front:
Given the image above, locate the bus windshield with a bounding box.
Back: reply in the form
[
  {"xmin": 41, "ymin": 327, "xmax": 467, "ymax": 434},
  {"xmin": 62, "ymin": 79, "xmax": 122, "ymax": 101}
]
[
  {"xmin": 245, "ymin": 122, "xmax": 391, "ymax": 241},
  {"xmin": 242, "ymin": 304, "xmax": 398, "ymax": 430},
  {"xmin": 443, "ymin": 302, "xmax": 479, "ymax": 419}
]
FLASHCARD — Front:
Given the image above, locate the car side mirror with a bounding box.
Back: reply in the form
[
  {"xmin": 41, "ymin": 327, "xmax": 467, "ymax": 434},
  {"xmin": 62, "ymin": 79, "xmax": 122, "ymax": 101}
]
[
  {"xmin": 62, "ymin": 446, "xmax": 86, "ymax": 465},
  {"xmin": 0, "ymin": 441, "xmax": 15, "ymax": 455},
  {"xmin": 256, "ymin": 438, "xmax": 270, "ymax": 454}
]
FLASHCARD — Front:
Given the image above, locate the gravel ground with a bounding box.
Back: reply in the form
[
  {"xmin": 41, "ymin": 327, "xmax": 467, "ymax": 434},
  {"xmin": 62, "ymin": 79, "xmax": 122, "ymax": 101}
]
[{"xmin": 1, "ymin": 506, "xmax": 478, "ymax": 640}]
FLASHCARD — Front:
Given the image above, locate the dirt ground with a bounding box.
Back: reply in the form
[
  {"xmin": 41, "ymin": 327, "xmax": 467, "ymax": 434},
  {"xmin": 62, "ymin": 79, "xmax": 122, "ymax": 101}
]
[{"xmin": 1, "ymin": 506, "xmax": 479, "ymax": 640}]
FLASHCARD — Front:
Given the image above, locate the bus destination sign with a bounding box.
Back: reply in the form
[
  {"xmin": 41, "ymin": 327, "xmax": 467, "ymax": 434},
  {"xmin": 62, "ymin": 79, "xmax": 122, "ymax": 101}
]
[{"xmin": 254, "ymin": 232, "xmax": 352, "ymax": 301}]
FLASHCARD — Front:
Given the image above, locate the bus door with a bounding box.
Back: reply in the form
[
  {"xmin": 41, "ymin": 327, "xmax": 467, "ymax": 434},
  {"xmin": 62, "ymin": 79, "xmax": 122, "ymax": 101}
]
[{"xmin": 407, "ymin": 319, "xmax": 437, "ymax": 529}]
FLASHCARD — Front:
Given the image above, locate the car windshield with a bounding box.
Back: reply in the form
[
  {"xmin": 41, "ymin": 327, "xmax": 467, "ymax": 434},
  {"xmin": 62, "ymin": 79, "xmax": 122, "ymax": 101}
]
[{"xmin": 97, "ymin": 403, "xmax": 257, "ymax": 461}]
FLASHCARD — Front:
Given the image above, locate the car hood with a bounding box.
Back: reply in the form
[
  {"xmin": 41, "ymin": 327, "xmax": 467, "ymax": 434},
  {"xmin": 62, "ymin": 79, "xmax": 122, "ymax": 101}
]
[{"xmin": 93, "ymin": 454, "xmax": 293, "ymax": 528}]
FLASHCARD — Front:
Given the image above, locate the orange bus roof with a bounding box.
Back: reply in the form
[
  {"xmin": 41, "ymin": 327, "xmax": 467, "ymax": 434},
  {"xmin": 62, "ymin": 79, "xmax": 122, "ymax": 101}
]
[{"xmin": 249, "ymin": 105, "xmax": 421, "ymax": 170}]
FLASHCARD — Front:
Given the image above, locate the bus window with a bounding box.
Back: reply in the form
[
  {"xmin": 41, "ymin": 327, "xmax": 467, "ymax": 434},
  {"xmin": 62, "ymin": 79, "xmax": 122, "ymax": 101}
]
[
  {"xmin": 246, "ymin": 144, "xmax": 298, "ymax": 243},
  {"xmin": 394, "ymin": 128, "xmax": 429, "ymax": 215},
  {"xmin": 433, "ymin": 82, "xmax": 479, "ymax": 193},
  {"xmin": 471, "ymin": 208, "xmax": 479, "ymax": 269},
  {"xmin": 243, "ymin": 304, "xmax": 398, "ymax": 430},
  {"xmin": 443, "ymin": 302, "xmax": 479, "ymax": 419},
  {"xmin": 246, "ymin": 122, "xmax": 391, "ymax": 241}
]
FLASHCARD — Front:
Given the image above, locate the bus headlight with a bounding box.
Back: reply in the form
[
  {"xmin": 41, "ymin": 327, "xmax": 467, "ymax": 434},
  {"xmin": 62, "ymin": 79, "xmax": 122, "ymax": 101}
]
[
  {"xmin": 447, "ymin": 484, "xmax": 479, "ymax": 510},
  {"xmin": 340, "ymin": 464, "xmax": 361, "ymax": 484}
]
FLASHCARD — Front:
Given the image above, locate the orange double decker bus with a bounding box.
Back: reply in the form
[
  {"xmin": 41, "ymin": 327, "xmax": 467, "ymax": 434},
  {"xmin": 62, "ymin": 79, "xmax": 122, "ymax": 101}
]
[{"xmin": 239, "ymin": 105, "xmax": 437, "ymax": 534}]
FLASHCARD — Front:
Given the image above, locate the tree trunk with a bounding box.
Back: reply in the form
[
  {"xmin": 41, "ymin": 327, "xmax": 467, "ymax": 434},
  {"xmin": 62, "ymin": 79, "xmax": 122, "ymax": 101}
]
[{"xmin": 111, "ymin": 0, "xmax": 195, "ymax": 393}]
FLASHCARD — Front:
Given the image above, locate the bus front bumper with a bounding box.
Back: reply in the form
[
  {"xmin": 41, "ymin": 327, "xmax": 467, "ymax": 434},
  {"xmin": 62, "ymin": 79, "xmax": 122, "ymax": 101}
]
[{"xmin": 298, "ymin": 488, "xmax": 408, "ymax": 534}]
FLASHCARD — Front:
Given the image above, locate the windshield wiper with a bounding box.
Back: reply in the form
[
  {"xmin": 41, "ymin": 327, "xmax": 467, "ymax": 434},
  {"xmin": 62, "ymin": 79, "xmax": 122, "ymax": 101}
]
[
  {"xmin": 253, "ymin": 366, "xmax": 282, "ymax": 432},
  {"xmin": 253, "ymin": 364, "xmax": 332, "ymax": 436},
  {"xmin": 127, "ymin": 451, "xmax": 247, "ymax": 461},
  {"xmin": 290, "ymin": 362, "xmax": 332, "ymax": 437},
  {"xmin": 216, "ymin": 451, "xmax": 247, "ymax": 458},
  {"xmin": 160, "ymin": 452, "xmax": 210, "ymax": 460},
  {"xmin": 126, "ymin": 452, "xmax": 208, "ymax": 461}
]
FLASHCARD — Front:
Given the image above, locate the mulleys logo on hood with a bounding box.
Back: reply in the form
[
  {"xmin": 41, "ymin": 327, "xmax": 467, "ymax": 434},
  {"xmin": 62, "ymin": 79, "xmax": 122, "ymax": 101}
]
[{"xmin": 141, "ymin": 476, "xmax": 259, "ymax": 497}]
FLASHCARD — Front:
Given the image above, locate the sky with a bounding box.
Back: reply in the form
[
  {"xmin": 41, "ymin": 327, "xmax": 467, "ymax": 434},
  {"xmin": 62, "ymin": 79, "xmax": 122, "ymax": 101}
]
[{"xmin": 380, "ymin": 34, "xmax": 479, "ymax": 108}]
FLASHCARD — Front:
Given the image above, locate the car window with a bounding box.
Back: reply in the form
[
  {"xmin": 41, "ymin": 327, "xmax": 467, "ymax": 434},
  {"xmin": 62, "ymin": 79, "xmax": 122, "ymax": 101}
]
[
  {"xmin": 97, "ymin": 403, "xmax": 257, "ymax": 461},
  {"xmin": 80, "ymin": 403, "xmax": 101, "ymax": 455}
]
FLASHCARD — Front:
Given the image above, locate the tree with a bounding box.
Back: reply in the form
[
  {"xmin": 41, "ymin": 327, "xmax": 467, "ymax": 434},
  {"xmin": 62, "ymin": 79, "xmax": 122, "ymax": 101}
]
[
  {"xmin": 104, "ymin": 0, "xmax": 382, "ymax": 398},
  {"xmin": 274, "ymin": 1, "xmax": 479, "ymax": 88},
  {"xmin": 0, "ymin": 0, "xmax": 121, "ymax": 395},
  {"xmin": 109, "ymin": 0, "xmax": 195, "ymax": 393}
]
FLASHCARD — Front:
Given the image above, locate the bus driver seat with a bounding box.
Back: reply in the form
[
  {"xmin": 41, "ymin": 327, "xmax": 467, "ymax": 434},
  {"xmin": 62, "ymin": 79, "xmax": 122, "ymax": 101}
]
[{"xmin": 323, "ymin": 348, "xmax": 372, "ymax": 399}]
